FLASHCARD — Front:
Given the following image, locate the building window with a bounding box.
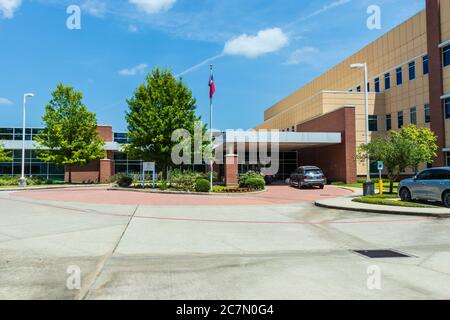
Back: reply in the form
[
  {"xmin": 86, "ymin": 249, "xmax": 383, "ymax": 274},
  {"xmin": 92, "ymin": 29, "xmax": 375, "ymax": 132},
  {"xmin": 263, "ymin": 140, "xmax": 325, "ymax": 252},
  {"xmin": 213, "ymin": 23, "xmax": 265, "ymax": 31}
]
[
  {"xmin": 398, "ymin": 111, "xmax": 404, "ymax": 128},
  {"xmin": 423, "ymin": 55, "xmax": 429, "ymax": 75},
  {"xmin": 374, "ymin": 78, "xmax": 380, "ymax": 93},
  {"xmin": 444, "ymin": 45, "xmax": 450, "ymax": 67},
  {"xmin": 356, "ymin": 85, "xmax": 361, "ymax": 92},
  {"xmin": 386, "ymin": 114, "xmax": 392, "ymax": 131},
  {"xmin": 291, "ymin": 126, "xmax": 295, "ymax": 132},
  {"xmin": 369, "ymin": 115, "xmax": 378, "ymax": 132},
  {"xmin": 447, "ymin": 152, "xmax": 450, "ymax": 167},
  {"xmin": 367, "ymin": 82, "xmax": 370, "ymax": 92},
  {"xmin": 396, "ymin": 67, "xmax": 403, "ymax": 85},
  {"xmin": 445, "ymin": 98, "xmax": 450, "ymax": 119},
  {"xmin": 384, "ymin": 73, "xmax": 390, "ymax": 90},
  {"xmin": 410, "ymin": 107, "xmax": 417, "ymax": 125},
  {"xmin": 409, "ymin": 61, "xmax": 416, "ymax": 80},
  {"xmin": 424, "ymin": 104, "xmax": 430, "ymax": 123}
]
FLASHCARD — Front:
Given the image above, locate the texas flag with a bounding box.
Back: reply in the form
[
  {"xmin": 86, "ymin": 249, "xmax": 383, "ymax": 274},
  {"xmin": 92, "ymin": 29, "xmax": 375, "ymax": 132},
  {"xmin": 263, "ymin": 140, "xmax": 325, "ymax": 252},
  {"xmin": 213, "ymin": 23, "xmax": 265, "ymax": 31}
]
[{"xmin": 209, "ymin": 67, "xmax": 215, "ymax": 99}]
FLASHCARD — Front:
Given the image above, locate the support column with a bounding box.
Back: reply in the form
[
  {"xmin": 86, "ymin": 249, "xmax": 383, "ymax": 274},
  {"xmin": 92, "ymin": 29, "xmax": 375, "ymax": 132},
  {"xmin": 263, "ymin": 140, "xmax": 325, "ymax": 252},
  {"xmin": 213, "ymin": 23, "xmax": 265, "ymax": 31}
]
[
  {"xmin": 225, "ymin": 154, "xmax": 239, "ymax": 187},
  {"xmin": 426, "ymin": 0, "xmax": 446, "ymax": 166},
  {"xmin": 99, "ymin": 151, "xmax": 115, "ymax": 183}
]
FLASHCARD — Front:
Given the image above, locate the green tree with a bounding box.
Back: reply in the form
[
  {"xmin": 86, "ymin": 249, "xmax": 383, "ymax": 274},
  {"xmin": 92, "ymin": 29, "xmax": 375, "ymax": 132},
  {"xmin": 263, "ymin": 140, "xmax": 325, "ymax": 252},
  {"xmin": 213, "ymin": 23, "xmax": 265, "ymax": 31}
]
[
  {"xmin": 358, "ymin": 125, "xmax": 438, "ymax": 193},
  {"xmin": 35, "ymin": 84, "xmax": 105, "ymax": 183},
  {"xmin": 125, "ymin": 68, "xmax": 205, "ymax": 177},
  {"xmin": 0, "ymin": 143, "xmax": 11, "ymax": 162},
  {"xmin": 399, "ymin": 125, "xmax": 438, "ymax": 174}
]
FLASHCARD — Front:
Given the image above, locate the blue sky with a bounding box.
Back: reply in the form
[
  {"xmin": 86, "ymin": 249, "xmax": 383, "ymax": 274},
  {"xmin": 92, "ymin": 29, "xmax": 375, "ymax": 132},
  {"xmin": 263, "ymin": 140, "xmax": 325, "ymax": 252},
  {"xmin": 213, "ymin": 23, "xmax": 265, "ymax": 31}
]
[{"xmin": 0, "ymin": 0, "xmax": 425, "ymax": 132}]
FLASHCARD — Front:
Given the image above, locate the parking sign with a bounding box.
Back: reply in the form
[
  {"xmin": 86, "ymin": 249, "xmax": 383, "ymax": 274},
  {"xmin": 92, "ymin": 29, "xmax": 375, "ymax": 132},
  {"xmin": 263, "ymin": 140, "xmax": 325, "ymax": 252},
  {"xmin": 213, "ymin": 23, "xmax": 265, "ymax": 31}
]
[{"xmin": 377, "ymin": 161, "xmax": 384, "ymax": 171}]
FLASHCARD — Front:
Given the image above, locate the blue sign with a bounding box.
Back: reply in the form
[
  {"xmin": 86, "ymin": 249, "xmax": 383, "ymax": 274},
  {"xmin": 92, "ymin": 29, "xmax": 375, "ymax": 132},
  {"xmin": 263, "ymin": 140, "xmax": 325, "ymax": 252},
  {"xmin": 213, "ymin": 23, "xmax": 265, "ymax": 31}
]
[{"xmin": 377, "ymin": 161, "xmax": 384, "ymax": 171}]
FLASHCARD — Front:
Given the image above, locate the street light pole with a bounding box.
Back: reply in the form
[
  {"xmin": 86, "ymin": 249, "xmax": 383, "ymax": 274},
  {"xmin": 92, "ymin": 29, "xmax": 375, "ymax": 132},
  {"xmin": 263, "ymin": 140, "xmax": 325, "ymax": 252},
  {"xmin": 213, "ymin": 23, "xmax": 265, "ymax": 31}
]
[
  {"xmin": 19, "ymin": 93, "xmax": 34, "ymax": 187},
  {"xmin": 351, "ymin": 63, "xmax": 373, "ymax": 195}
]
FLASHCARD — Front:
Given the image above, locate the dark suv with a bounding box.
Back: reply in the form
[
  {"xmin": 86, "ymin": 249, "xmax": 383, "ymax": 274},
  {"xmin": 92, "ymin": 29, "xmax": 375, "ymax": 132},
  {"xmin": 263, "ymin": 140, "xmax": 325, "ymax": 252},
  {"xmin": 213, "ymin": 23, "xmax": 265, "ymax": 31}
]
[{"xmin": 290, "ymin": 166, "xmax": 327, "ymax": 189}]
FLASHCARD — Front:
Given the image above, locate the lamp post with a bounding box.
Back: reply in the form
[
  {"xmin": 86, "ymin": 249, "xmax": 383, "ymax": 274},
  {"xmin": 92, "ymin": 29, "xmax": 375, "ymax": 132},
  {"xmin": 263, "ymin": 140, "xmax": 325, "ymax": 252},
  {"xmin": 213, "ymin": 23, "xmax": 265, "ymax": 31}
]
[
  {"xmin": 350, "ymin": 63, "xmax": 374, "ymax": 195},
  {"xmin": 18, "ymin": 93, "xmax": 34, "ymax": 187}
]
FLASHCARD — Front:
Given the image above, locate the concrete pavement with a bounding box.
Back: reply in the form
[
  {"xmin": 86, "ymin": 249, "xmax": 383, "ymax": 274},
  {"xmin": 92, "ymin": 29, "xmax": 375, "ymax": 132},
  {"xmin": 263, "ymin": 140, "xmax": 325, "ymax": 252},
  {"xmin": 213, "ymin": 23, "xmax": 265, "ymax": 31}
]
[{"xmin": 1, "ymin": 186, "xmax": 450, "ymax": 300}]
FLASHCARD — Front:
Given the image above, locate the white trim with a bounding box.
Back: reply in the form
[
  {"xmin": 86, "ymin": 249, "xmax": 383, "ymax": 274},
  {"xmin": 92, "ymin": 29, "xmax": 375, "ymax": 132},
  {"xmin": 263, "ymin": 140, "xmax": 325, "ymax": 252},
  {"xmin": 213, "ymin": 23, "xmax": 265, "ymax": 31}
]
[
  {"xmin": 438, "ymin": 39, "xmax": 450, "ymax": 48},
  {"xmin": 441, "ymin": 93, "xmax": 450, "ymax": 100}
]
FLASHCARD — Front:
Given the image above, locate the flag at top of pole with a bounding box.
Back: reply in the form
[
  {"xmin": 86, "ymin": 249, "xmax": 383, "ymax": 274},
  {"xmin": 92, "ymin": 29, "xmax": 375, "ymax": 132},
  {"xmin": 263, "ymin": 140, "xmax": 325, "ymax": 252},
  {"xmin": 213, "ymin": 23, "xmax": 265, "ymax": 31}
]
[{"xmin": 209, "ymin": 65, "xmax": 215, "ymax": 99}]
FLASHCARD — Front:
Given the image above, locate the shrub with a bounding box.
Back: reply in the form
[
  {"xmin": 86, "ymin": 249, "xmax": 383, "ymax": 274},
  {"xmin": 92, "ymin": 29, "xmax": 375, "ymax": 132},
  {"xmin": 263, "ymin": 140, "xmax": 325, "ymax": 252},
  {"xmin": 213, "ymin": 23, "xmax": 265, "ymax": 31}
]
[
  {"xmin": 170, "ymin": 170, "xmax": 198, "ymax": 191},
  {"xmin": 195, "ymin": 179, "xmax": 211, "ymax": 193},
  {"xmin": 111, "ymin": 173, "xmax": 133, "ymax": 188},
  {"xmin": 0, "ymin": 176, "xmax": 19, "ymax": 186},
  {"xmin": 158, "ymin": 180, "xmax": 169, "ymax": 190},
  {"xmin": 239, "ymin": 171, "xmax": 265, "ymax": 190},
  {"xmin": 244, "ymin": 177, "xmax": 265, "ymax": 190}
]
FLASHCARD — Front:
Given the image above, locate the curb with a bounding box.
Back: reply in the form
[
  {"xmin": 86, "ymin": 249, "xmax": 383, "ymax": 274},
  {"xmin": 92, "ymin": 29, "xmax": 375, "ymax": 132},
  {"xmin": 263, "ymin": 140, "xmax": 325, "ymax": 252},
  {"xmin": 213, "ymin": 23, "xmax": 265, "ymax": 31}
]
[
  {"xmin": 107, "ymin": 187, "xmax": 268, "ymax": 197},
  {"xmin": 315, "ymin": 201, "xmax": 450, "ymax": 218},
  {"xmin": 0, "ymin": 184, "xmax": 110, "ymax": 192}
]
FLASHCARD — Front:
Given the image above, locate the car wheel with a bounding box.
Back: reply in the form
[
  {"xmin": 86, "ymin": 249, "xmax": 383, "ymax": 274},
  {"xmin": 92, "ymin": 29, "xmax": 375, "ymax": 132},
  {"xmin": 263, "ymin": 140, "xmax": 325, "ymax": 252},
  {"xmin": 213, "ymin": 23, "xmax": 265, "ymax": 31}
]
[
  {"xmin": 443, "ymin": 191, "xmax": 450, "ymax": 208},
  {"xmin": 319, "ymin": 185, "xmax": 324, "ymax": 190},
  {"xmin": 400, "ymin": 188, "xmax": 412, "ymax": 202}
]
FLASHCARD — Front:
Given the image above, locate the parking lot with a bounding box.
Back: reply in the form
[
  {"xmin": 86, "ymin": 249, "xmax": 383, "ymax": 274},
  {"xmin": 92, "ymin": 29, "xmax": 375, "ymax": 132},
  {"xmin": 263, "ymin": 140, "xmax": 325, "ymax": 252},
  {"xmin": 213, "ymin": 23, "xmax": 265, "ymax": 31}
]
[{"xmin": 1, "ymin": 186, "xmax": 450, "ymax": 300}]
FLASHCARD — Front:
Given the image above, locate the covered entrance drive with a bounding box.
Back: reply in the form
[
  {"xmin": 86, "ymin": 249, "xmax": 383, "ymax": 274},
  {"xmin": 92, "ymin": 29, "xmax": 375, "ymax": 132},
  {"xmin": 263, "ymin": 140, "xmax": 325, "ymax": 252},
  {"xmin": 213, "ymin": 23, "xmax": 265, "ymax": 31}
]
[{"xmin": 215, "ymin": 130, "xmax": 356, "ymax": 186}]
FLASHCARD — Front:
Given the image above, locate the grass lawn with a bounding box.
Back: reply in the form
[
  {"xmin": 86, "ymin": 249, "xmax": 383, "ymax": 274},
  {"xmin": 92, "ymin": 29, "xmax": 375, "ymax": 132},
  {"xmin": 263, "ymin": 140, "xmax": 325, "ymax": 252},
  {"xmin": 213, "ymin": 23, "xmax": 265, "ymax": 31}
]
[
  {"xmin": 352, "ymin": 193, "xmax": 433, "ymax": 208},
  {"xmin": 332, "ymin": 181, "xmax": 399, "ymax": 192}
]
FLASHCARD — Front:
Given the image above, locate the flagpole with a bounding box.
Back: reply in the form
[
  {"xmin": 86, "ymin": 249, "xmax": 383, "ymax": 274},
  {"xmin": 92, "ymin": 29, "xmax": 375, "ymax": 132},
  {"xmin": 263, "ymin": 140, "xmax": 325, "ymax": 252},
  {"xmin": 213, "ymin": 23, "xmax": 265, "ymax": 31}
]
[{"xmin": 209, "ymin": 64, "xmax": 214, "ymax": 192}]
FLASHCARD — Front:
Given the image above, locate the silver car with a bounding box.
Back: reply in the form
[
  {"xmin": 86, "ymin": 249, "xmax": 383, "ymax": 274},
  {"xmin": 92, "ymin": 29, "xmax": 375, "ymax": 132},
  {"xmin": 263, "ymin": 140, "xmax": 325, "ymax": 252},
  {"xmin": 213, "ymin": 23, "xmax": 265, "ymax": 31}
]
[{"xmin": 398, "ymin": 167, "xmax": 450, "ymax": 208}]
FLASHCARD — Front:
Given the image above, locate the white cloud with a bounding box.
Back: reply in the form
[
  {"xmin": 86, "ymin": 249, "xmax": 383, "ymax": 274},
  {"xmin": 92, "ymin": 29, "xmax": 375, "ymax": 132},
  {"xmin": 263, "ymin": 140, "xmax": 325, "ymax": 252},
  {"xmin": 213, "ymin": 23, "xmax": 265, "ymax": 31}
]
[
  {"xmin": 223, "ymin": 28, "xmax": 289, "ymax": 59},
  {"xmin": 0, "ymin": 97, "xmax": 13, "ymax": 105},
  {"xmin": 81, "ymin": 0, "xmax": 107, "ymax": 18},
  {"xmin": 0, "ymin": 0, "xmax": 22, "ymax": 19},
  {"xmin": 128, "ymin": 24, "xmax": 139, "ymax": 32},
  {"xmin": 284, "ymin": 47, "xmax": 318, "ymax": 65},
  {"xmin": 119, "ymin": 64, "xmax": 148, "ymax": 76},
  {"xmin": 129, "ymin": 0, "xmax": 176, "ymax": 14}
]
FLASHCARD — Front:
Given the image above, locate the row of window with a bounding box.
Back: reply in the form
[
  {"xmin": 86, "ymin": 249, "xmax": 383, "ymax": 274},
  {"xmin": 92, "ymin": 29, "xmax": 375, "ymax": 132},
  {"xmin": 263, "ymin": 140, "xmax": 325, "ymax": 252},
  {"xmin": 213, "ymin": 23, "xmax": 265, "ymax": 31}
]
[
  {"xmin": 0, "ymin": 128, "xmax": 43, "ymax": 141},
  {"xmin": 368, "ymin": 104, "xmax": 431, "ymax": 132},
  {"xmin": 353, "ymin": 45, "xmax": 450, "ymax": 94}
]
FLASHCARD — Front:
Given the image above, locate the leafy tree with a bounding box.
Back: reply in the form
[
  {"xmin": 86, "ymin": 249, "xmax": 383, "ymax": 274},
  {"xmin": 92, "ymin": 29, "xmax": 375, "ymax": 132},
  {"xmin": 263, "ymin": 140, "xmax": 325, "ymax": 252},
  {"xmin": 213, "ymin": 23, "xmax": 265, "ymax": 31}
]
[
  {"xmin": 358, "ymin": 125, "xmax": 438, "ymax": 193},
  {"xmin": 399, "ymin": 125, "xmax": 438, "ymax": 174},
  {"xmin": 0, "ymin": 143, "xmax": 11, "ymax": 162},
  {"xmin": 35, "ymin": 84, "xmax": 105, "ymax": 183},
  {"xmin": 125, "ymin": 68, "xmax": 205, "ymax": 177}
]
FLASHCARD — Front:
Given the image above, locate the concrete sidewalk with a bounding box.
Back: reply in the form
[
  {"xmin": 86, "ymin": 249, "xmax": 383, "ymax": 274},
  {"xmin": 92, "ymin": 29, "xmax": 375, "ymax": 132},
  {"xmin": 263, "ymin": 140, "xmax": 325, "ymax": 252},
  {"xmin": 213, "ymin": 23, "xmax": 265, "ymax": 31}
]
[{"xmin": 315, "ymin": 190, "xmax": 450, "ymax": 218}]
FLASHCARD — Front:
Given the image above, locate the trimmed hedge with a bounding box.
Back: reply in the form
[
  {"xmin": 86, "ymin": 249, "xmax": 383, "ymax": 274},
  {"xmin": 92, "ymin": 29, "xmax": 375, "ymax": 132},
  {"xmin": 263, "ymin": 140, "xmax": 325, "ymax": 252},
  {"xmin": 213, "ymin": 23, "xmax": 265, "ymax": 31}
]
[{"xmin": 195, "ymin": 179, "xmax": 211, "ymax": 193}]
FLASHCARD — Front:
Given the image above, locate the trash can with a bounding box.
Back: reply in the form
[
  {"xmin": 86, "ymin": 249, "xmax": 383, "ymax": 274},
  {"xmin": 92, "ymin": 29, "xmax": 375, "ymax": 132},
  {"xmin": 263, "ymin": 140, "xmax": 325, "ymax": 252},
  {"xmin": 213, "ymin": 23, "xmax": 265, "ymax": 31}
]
[{"xmin": 363, "ymin": 182, "xmax": 375, "ymax": 196}]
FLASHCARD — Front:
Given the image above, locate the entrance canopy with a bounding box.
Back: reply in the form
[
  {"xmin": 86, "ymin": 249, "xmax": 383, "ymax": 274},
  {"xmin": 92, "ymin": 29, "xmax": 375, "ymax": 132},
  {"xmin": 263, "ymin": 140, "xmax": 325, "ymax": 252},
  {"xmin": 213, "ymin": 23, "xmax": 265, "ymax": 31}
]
[{"xmin": 214, "ymin": 131, "xmax": 342, "ymax": 152}]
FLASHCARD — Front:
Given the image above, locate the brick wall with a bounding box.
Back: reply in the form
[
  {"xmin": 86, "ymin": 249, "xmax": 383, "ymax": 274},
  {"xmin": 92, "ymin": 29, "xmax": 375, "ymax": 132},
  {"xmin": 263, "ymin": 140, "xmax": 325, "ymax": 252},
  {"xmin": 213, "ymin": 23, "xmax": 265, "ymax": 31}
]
[{"xmin": 297, "ymin": 107, "xmax": 357, "ymax": 184}]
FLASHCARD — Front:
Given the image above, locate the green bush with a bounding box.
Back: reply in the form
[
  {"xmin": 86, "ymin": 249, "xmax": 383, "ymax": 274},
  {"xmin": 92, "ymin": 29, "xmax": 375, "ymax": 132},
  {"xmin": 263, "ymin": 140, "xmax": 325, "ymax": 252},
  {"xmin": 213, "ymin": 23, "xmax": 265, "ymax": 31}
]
[
  {"xmin": 195, "ymin": 179, "xmax": 211, "ymax": 193},
  {"xmin": 170, "ymin": 170, "xmax": 198, "ymax": 191},
  {"xmin": 244, "ymin": 177, "xmax": 265, "ymax": 190},
  {"xmin": 0, "ymin": 176, "xmax": 19, "ymax": 186},
  {"xmin": 111, "ymin": 173, "xmax": 133, "ymax": 188},
  {"xmin": 239, "ymin": 171, "xmax": 265, "ymax": 190}
]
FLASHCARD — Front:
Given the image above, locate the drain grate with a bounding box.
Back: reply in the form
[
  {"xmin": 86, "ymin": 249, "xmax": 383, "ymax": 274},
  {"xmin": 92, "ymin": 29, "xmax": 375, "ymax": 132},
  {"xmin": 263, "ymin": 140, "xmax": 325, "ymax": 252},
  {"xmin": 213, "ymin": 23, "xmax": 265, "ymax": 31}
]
[{"xmin": 353, "ymin": 249, "xmax": 411, "ymax": 259}]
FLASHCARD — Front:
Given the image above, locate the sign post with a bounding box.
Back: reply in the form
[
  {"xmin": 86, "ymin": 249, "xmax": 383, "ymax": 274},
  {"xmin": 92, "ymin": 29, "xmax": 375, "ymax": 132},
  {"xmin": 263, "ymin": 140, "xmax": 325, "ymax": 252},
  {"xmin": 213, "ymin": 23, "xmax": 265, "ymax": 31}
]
[
  {"xmin": 377, "ymin": 161, "xmax": 384, "ymax": 195},
  {"xmin": 143, "ymin": 162, "xmax": 156, "ymax": 189}
]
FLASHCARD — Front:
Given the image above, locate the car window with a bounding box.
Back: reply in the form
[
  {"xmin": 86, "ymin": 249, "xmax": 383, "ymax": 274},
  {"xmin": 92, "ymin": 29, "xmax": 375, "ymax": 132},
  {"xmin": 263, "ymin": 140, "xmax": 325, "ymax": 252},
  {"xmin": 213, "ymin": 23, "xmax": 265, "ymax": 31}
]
[
  {"xmin": 416, "ymin": 171, "xmax": 432, "ymax": 180},
  {"xmin": 305, "ymin": 169, "xmax": 323, "ymax": 175},
  {"xmin": 430, "ymin": 170, "xmax": 450, "ymax": 180}
]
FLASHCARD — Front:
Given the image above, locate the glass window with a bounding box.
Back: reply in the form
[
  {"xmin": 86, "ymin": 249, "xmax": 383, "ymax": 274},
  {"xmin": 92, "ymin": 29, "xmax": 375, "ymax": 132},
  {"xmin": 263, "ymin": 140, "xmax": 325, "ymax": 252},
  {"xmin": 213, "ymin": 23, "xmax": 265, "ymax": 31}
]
[
  {"xmin": 423, "ymin": 55, "xmax": 429, "ymax": 75},
  {"xmin": 398, "ymin": 111, "xmax": 404, "ymax": 128},
  {"xmin": 430, "ymin": 169, "xmax": 450, "ymax": 180},
  {"xmin": 367, "ymin": 82, "xmax": 370, "ymax": 92},
  {"xmin": 114, "ymin": 132, "xmax": 130, "ymax": 144},
  {"xmin": 0, "ymin": 128, "xmax": 14, "ymax": 140},
  {"xmin": 386, "ymin": 114, "xmax": 392, "ymax": 131},
  {"xmin": 356, "ymin": 85, "xmax": 361, "ymax": 92},
  {"xmin": 374, "ymin": 78, "xmax": 380, "ymax": 93},
  {"xmin": 384, "ymin": 73, "xmax": 390, "ymax": 90},
  {"xmin": 409, "ymin": 61, "xmax": 416, "ymax": 80},
  {"xmin": 444, "ymin": 45, "xmax": 450, "ymax": 67},
  {"xmin": 424, "ymin": 104, "xmax": 431, "ymax": 123},
  {"xmin": 447, "ymin": 152, "xmax": 450, "ymax": 167},
  {"xmin": 369, "ymin": 115, "xmax": 378, "ymax": 132},
  {"xmin": 417, "ymin": 170, "xmax": 432, "ymax": 180},
  {"xmin": 396, "ymin": 67, "xmax": 403, "ymax": 85},
  {"xmin": 445, "ymin": 98, "xmax": 450, "ymax": 119},
  {"xmin": 410, "ymin": 107, "xmax": 417, "ymax": 125}
]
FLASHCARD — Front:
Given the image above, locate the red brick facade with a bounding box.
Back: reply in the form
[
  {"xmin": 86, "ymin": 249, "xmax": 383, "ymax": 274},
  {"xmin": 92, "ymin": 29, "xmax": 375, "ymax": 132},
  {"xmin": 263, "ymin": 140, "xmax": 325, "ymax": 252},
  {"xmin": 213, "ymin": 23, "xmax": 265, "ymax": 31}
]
[
  {"xmin": 296, "ymin": 107, "xmax": 357, "ymax": 184},
  {"xmin": 225, "ymin": 154, "xmax": 239, "ymax": 187},
  {"xmin": 64, "ymin": 126, "xmax": 115, "ymax": 183}
]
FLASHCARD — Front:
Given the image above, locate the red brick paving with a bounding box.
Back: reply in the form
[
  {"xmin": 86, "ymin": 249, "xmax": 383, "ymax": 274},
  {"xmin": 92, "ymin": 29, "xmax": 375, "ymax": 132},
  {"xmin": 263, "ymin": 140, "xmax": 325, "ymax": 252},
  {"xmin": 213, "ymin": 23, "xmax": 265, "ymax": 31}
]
[{"xmin": 13, "ymin": 185, "xmax": 352, "ymax": 206}]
